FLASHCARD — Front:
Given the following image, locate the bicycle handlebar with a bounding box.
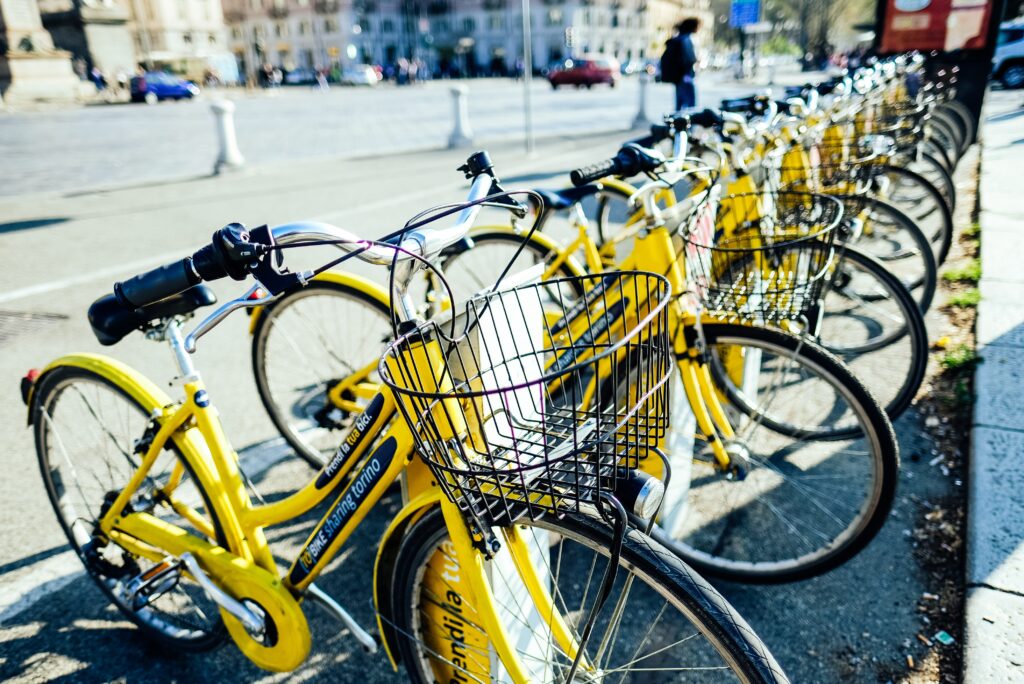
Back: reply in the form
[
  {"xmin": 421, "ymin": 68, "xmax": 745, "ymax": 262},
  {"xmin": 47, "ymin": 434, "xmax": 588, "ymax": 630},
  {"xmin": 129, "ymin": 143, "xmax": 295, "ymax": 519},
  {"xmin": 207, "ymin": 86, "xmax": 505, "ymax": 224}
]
[
  {"xmin": 114, "ymin": 223, "xmax": 259, "ymax": 309},
  {"xmin": 114, "ymin": 157, "xmax": 496, "ymax": 311},
  {"xmin": 570, "ymin": 145, "xmax": 666, "ymax": 186}
]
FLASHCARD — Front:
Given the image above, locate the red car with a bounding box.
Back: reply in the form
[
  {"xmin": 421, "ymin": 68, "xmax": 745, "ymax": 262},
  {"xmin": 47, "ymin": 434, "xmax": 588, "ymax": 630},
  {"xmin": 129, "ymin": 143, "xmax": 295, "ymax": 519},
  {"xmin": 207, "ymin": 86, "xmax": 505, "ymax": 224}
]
[{"xmin": 548, "ymin": 56, "xmax": 619, "ymax": 89}]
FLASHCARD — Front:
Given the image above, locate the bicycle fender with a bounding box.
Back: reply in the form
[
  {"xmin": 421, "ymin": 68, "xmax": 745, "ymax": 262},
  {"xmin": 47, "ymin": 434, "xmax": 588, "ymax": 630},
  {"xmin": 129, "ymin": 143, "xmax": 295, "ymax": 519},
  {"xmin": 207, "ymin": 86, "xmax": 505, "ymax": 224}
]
[
  {"xmin": 25, "ymin": 353, "xmax": 173, "ymax": 425},
  {"xmin": 247, "ymin": 271, "xmax": 390, "ymax": 334},
  {"xmin": 372, "ymin": 488, "xmax": 443, "ymax": 669}
]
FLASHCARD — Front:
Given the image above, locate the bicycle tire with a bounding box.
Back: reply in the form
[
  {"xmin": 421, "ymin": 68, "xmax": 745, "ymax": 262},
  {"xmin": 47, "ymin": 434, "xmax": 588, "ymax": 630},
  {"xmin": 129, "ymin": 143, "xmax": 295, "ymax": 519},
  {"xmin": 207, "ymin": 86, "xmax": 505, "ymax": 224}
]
[
  {"xmin": 837, "ymin": 193, "xmax": 938, "ymax": 312},
  {"xmin": 875, "ymin": 164, "xmax": 954, "ymax": 266},
  {"xmin": 251, "ymin": 279, "xmax": 392, "ymax": 468},
  {"xmin": 390, "ymin": 505, "xmax": 790, "ymax": 683},
  {"xmin": 929, "ymin": 110, "xmax": 965, "ymax": 163},
  {"xmin": 31, "ymin": 365, "xmax": 227, "ymax": 651},
  {"xmin": 910, "ymin": 152, "xmax": 957, "ymax": 216},
  {"xmin": 661, "ymin": 322, "xmax": 899, "ymax": 583},
  {"xmin": 931, "ymin": 107, "xmax": 968, "ymax": 157},
  {"xmin": 925, "ymin": 116, "xmax": 961, "ymax": 168},
  {"xmin": 938, "ymin": 100, "xmax": 976, "ymax": 151},
  {"xmin": 816, "ymin": 244, "xmax": 929, "ymax": 421},
  {"xmin": 922, "ymin": 137, "xmax": 954, "ymax": 174}
]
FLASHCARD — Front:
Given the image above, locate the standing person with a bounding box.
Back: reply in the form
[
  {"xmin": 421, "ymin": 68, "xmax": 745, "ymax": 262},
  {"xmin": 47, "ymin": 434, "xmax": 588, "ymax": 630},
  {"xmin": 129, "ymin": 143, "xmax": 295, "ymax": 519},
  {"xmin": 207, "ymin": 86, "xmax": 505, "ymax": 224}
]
[{"xmin": 661, "ymin": 18, "xmax": 700, "ymax": 111}]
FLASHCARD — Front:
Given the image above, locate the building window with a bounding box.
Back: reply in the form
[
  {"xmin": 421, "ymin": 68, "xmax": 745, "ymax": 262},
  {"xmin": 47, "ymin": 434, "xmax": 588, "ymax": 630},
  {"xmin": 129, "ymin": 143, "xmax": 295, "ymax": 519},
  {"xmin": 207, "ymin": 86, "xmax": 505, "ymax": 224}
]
[
  {"xmin": 381, "ymin": 18, "xmax": 394, "ymax": 32},
  {"xmin": 462, "ymin": 17, "xmax": 474, "ymax": 32},
  {"xmin": 183, "ymin": 32, "xmax": 193, "ymax": 43},
  {"xmin": 274, "ymin": 22, "xmax": 286, "ymax": 36},
  {"xmin": 546, "ymin": 8, "xmax": 561, "ymax": 25},
  {"xmin": 324, "ymin": 17, "xmax": 337, "ymax": 33},
  {"xmin": 298, "ymin": 20, "xmax": 309, "ymax": 35},
  {"xmin": 209, "ymin": 33, "xmax": 217, "ymax": 45},
  {"xmin": 487, "ymin": 14, "xmax": 503, "ymax": 31},
  {"xmin": 231, "ymin": 27, "xmax": 242, "ymax": 39}
]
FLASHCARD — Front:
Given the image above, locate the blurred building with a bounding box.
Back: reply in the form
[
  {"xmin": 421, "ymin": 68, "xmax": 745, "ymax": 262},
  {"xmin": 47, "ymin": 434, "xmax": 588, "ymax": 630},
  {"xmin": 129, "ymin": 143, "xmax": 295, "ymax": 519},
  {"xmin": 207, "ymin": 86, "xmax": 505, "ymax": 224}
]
[
  {"xmin": 131, "ymin": 0, "xmax": 233, "ymax": 78},
  {"xmin": 38, "ymin": 0, "xmax": 234, "ymax": 80},
  {"xmin": 222, "ymin": 0, "xmax": 711, "ymax": 78},
  {"xmin": 39, "ymin": 0, "xmax": 137, "ymax": 75}
]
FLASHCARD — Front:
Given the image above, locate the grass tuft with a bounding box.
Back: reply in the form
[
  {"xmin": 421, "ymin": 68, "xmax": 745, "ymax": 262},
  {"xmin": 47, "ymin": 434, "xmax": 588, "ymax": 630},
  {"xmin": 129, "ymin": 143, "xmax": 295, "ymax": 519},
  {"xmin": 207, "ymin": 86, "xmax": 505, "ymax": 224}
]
[
  {"xmin": 947, "ymin": 288, "xmax": 981, "ymax": 308},
  {"xmin": 962, "ymin": 222, "xmax": 981, "ymax": 238},
  {"xmin": 940, "ymin": 344, "xmax": 979, "ymax": 372},
  {"xmin": 942, "ymin": 259, "xmax": 981, "ymax": 284}
]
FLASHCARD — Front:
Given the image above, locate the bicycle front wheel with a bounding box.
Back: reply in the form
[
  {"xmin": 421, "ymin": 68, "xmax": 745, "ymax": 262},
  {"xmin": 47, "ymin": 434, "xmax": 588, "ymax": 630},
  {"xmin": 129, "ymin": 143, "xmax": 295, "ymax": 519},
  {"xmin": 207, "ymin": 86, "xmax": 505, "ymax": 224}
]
[
  {"xmin": 842, "ymin": 193, "xmax": 938, "ymax": 312},
  {"xmin": 31, "ymin": 366, "xmax": 226, "ymax": 650},
  {"xmin": 874, "ymin": 165, "xmax": 954, "ymax": 266},
  {"xmin": 390, "ymin": 506, "xmax": 789, "ymax": 683},
  {"xmin": 657, "ymin": 323, "xmax": 899, "ymax": 583},
  {"xmin": 252, "ymin": 279, "xmax": 392, "ymax": 467}
]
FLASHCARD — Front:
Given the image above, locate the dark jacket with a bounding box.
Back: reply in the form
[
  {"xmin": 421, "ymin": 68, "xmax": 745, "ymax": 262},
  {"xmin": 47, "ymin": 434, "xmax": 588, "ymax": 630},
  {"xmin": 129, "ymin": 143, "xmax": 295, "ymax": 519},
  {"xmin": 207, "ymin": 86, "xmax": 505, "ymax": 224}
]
[{"xmin": 663, "ymin": 33, "xmax": 697, "ymax": 82}]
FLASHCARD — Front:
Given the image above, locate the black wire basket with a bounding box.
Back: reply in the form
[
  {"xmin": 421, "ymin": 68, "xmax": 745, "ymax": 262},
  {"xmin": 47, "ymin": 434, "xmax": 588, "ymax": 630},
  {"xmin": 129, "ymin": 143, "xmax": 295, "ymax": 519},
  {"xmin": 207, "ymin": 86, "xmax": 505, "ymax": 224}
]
[
  {"xmin": 380, "ymin": 272, "xmax": 672, "ymax": 525},
  {"xmin": 682, "ymin": 191, "xmax": 844, "ymax": 323}
]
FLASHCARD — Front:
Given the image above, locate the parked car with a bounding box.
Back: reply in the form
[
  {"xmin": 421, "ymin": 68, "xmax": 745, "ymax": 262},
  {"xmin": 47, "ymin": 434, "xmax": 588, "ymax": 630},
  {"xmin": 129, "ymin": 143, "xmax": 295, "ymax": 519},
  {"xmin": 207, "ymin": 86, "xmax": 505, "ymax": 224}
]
[
  {"xmin": 339, "ymin": 64, "xmax": 380, "ymax": 86},
  {"xmin": 284, "ymin": 68, "xmax": 317, "ymax": 85},
  {"xmin": 130, "ymin": 71, "xmax": 199, "ymax": 103},
  {"xmin": 548, "ymin": 56, "xmax": 619, "ymax": 89},
  {"xmin": 993, "ymin": 18, "xmax": 1024, "ymax": 89}
]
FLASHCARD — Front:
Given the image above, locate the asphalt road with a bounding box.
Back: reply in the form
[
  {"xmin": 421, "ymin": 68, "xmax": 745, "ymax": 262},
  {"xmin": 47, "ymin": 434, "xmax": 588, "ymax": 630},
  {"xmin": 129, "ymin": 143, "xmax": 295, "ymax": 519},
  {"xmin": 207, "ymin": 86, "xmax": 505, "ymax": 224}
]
[
  {"xmin": 0, "ymin": 89, "xmax": 978, "ymax": 682},
  {"xmin": 0, "ymin": 73, "xmax": 761, "ymax": 199}
]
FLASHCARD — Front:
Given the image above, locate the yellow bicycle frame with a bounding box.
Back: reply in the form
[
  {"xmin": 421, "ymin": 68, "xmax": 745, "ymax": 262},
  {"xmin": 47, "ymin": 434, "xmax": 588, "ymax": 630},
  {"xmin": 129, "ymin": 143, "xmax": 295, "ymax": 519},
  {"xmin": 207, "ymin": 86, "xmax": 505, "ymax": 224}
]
[{"xmin": 29, "ymin": 333, "xmax": 582, "ymax": 679}]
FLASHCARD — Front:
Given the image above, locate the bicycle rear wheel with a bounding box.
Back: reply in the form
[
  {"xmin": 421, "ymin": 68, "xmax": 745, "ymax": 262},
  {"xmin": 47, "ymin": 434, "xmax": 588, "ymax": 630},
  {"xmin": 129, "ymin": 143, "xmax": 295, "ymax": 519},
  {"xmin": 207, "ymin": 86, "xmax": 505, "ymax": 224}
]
[
  {"xmin": 31, "ymin": 366, "xmax": 226, "ymax": 650},
  {"xmin": 657, "ymin": 322, "xmax": 899, "ymax": 583},
  {"xmin": 390, "ymin": 506, "xmax": 789, "ymax": 683}
]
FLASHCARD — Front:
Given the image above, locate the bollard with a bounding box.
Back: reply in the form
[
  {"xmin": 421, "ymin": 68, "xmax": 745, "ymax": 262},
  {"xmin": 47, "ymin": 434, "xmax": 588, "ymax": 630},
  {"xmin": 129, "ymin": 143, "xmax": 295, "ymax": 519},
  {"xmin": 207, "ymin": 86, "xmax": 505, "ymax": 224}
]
[
  {"xmin": 210, "ymin": 99, "xmax": 245, "ymax": 174},
  {"xmin": 631, "ymin": 72, "xmax": 651, "ymax": 129},
  {"xmin": 447, "ymin": 84, "xmax": 473, "ymax": 148}
]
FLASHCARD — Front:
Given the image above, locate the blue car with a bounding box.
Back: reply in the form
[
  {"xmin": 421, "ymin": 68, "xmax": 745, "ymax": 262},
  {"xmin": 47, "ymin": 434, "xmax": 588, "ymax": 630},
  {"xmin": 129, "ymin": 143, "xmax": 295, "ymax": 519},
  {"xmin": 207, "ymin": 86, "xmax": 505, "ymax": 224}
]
[{"xmin": 130, "ymin": 71, "xmax": 200, "ymax": 103}]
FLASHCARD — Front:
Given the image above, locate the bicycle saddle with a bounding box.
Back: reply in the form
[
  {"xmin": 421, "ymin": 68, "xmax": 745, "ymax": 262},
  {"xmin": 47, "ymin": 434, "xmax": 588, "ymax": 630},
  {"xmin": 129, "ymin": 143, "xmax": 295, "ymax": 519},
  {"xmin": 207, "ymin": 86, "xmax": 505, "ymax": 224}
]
[
  {"xmin": 535, "ymin": 185, "xmax": 601, "ymax": 211},
  {"xmin": 87, "ymin": 284, "xmax": 217, "ymax": 346}
]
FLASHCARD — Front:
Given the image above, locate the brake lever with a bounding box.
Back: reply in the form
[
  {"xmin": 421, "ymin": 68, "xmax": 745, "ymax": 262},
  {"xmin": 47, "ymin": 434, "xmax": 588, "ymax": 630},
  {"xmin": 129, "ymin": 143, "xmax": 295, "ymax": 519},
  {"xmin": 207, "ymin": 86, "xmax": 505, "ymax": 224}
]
[{"xmin": 184, "ymin": 283, "xmax": 277, "ymax": 352}]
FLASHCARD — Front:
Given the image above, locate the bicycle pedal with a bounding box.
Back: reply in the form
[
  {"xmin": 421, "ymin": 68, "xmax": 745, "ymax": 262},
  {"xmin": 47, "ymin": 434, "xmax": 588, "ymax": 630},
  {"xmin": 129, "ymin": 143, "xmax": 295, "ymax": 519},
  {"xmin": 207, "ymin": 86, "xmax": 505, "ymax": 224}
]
[
  {"xmin": 122, "ymin": 556, "xmax": 183, "ymax": 610},
  {"xmin": 305, "ymin": 582, "xmax": 378, "ymax": 654}
]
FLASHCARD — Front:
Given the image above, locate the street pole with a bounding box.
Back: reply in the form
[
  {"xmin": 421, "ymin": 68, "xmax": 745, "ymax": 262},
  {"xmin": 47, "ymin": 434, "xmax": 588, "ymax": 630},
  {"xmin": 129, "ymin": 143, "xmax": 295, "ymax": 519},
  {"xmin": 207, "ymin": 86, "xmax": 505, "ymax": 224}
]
[{"xmin": 521, "ymin": 0, "xmax": 535, "ymax": 154}]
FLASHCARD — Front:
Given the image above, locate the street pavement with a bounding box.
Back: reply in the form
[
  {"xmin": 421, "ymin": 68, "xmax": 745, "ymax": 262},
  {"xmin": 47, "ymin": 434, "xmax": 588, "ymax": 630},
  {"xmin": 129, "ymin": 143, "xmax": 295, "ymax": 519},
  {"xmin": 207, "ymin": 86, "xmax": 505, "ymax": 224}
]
[
  {"xmin": 964, "ymin": 89, "xmax": 1024, "ymax": 682},
  {"xmin": 0, "ymin": 71, "xmax": 803, "ymax": 199},
  {"xmin": 0, "ymin": 95, "xmax": 968, "ymax": 682}
]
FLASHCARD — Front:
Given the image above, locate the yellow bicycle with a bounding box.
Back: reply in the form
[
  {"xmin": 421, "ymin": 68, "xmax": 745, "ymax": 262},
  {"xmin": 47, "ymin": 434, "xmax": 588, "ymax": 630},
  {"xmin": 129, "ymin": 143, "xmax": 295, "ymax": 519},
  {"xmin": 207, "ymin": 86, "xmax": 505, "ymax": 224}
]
[
  {"xmin": 249, "ymin": 147, "xmax": 900, "ymax": 584},
  {"xmin": 24, "ymin": 154, "xmax": 789, "ymax": 682}
]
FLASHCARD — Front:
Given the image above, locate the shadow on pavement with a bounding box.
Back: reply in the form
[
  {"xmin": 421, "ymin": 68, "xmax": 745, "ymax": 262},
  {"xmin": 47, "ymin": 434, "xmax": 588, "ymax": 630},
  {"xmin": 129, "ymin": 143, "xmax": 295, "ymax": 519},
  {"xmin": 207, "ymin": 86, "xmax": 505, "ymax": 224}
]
[{"xmin": 0, "ymin": 218, "xmax": 69, "ymax": 234}]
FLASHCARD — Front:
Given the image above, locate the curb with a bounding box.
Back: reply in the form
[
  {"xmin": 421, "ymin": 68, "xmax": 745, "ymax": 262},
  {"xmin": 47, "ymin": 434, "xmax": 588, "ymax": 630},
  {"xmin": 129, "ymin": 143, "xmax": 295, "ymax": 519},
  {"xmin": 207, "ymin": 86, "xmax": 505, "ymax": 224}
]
[{"xmin": 963, "ymin": 98, "xmax": 1024, "ymax": 682}]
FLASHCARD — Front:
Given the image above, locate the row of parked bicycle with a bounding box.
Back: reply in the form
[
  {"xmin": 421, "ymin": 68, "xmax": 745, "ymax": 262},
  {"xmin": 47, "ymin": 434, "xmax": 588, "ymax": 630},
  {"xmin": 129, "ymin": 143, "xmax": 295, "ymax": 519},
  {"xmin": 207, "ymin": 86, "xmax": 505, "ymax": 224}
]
[{"xmin": 22, "ymin": 53, "xmax": 969, "ymax": 681}]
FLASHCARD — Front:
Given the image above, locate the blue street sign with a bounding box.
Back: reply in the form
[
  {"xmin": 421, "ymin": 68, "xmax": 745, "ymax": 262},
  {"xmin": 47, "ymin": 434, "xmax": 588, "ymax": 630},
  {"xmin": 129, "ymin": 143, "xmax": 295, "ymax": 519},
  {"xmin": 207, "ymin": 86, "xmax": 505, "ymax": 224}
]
[{"xmin": 729, "ymin": 0, "xmax": 760, "ymax": 28}]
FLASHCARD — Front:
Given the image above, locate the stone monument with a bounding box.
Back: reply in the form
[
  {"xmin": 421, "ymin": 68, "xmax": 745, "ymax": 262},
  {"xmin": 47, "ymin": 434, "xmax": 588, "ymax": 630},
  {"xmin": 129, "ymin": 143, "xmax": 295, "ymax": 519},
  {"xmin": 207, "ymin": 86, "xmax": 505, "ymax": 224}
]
[{"xmin": 0, "ymin": 0, "xmax": 81, "ymax": 104}]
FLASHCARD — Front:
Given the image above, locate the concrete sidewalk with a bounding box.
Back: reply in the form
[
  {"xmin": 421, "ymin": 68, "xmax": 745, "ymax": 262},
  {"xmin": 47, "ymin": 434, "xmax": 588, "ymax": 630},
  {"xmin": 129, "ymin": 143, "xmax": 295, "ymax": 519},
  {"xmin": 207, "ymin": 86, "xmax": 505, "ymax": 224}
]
[{"xmin": 964, "ymin": 90, "xmax": 1024, "ymax": 681}]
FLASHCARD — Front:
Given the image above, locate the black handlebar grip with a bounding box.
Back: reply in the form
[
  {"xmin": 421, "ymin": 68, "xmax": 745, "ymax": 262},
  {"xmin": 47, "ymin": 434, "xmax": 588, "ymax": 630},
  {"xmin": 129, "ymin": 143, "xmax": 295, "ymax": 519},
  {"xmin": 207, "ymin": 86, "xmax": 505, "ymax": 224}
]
[
  {"xmin": 115, "ymin": 259, "xmax": 200, "ymax": 308},
  {"xmin": 570, "ymin": 158, "xmax": 621, "ymax": 187}
]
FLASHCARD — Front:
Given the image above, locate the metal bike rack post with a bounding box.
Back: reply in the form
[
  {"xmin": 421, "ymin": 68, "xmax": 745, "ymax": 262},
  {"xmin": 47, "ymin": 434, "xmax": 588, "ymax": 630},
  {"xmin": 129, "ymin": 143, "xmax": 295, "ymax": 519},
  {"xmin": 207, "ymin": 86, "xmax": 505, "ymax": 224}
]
[
  {"xmin": 632, "ymin": 72, "xmax": 652, "ymax": 129},
  {"xmin": 210, "ymin": 99, "xmax": 245, "ymax": 174},
  {"xmin": 447, "ymin": 84, "xmax": 474, "ymax": 148}
]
